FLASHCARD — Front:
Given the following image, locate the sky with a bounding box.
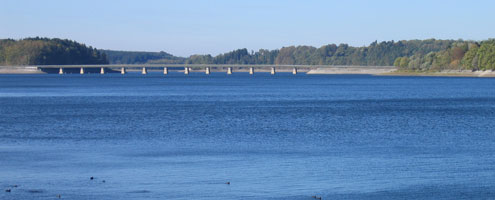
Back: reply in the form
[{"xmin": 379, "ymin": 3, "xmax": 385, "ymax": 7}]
[{"xmin": 1, "ymin": 0, "xmax": 494, "ymax": 57}]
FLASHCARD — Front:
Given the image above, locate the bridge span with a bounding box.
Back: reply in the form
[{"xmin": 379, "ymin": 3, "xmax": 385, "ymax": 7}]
[{"xmin": 29, "ymin": 64, "xmax": 396, "ymax": 75}]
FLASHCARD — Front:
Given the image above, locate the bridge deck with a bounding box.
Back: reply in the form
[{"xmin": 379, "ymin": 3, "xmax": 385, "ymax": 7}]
[{"xmin": 24, "ymin": 64, "xmax": 396, "ymax": 69}]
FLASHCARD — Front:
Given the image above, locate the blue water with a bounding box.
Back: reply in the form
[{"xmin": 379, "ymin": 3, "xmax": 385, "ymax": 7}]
[{"xmin": 1, "ymin": 72, "xmax": 495, "ymax": 199}]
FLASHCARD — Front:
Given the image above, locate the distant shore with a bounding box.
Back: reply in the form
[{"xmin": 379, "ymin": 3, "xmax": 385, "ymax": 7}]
[
  {"xmin": 306, "ymin": 67, "xmax": 396, "ymax": 75},
  {"xmin": 0, "ymin": 66, "xmax": 44, "ymax": 74},
  {"xmin": 380, "ymin": 70, "xmax": 495, "ymax": 77},
  {"xmin": 307, "ymin": 68, "xmax": 495, "ymax": 77},
  {"xmin": 1, "ymin": 66, "xmax": 494, "ymax": 77}
]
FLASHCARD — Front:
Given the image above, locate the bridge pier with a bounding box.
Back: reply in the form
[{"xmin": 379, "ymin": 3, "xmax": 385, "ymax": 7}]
[{"xmin": 34, "ymin": 65, "xmax": 326, "ymax": 75}]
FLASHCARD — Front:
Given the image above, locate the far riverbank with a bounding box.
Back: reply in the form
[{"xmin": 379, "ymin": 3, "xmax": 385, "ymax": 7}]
[
  {"xmin": 1, "ymin": 66, "xmax": 495, "ymax": 77},
  {"xmin": 307, "ymin": 68, "xmax": 495, "ymax": 77},
  {"xmin": 380, "ymin": 70, "xmax": 495, "ymax": 77},
  {"xmin": 0, "ymin": 66, "xmax": 44, "ymax": 74}
]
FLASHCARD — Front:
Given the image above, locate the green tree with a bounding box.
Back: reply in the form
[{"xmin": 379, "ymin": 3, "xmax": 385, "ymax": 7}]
[
  {"xmin": 477, "ymin": 40, "xmax": 495, "ymax": 70},
  {"xmin": 399, "ymin": 57, "xmax": 410, "ymax": 68},
  {"xmin": 461, "ymin": 43, "xmax": 480, "ymax": 70}
]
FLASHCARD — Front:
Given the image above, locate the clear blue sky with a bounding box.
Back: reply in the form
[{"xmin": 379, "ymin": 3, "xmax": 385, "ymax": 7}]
[{"xmin": 1, "ymin": 0, "xmax": 494, "ymax": 57}]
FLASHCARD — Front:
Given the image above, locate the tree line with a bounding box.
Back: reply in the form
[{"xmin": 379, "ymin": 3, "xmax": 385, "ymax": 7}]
[
  {"xmin": 185, "ymin": 39, "xmax": 455, "ymax": 66},
  {"xmin": 2, "ymin": 37, "xmax": 495, "ymax": 71},
  {"xmin": 102, "ymin": 50, "xmax": 185, "ymax": 64},
  {"xmin": 393, "ymin": 39, "xmax": 495, "ymax": 71},
  {"xmin": 0, "ymin": 37, "xmax": 108, "ymax": 65}
]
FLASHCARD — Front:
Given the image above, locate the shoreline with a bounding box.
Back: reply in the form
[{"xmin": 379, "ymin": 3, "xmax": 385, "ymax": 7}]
[
  {"xmin": 0, "ymin": 67, "xmax": 45, "ymax": 74},
  {"xmin": 1, "ymin": 66, "xmax": 494, "ymax": 77},
  {"xmin": 306, "ymin": 67, "xmax": 396, "ymax": 75},
  {"xmin": 379, "ymin": 70, "xmax": 495, "ymax": 78},
  {"xmin": 305, "ymin": 68, "xmax": 495, "ymax": 78}
]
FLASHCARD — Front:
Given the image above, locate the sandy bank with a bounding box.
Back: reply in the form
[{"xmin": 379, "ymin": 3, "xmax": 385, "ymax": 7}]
[
  {"xmin": 383, "ymin": 70, "xmax": 495, "ymax": 77},
  {"xmin": 306, "ymin": 67, "xmax": 396, "ymax": 75},
  {"xmin": 306, "ymin": 67, "xmax": 495, "ymax": 77},
  {"xmin": 0, "ymin": 66, "xmax": 45, "ymax": 74}
]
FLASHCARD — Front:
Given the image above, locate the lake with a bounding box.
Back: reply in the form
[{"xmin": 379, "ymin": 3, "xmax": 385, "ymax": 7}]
[{"xmin": 1, "ymin": 72, "xmax": 495, "ymax": 199}]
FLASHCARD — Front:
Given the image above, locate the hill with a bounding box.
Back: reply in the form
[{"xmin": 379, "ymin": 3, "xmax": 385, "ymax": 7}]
[
  {"xmin": 185, "ymin": 39, "xmax": 459, "ymax": 66},
  {"xmin": 0, "ymin": 37, "xmax": 108, "ymax": 65},
  {"xmin": 102, "ymin": 50, "xmax": 185, "ymax": 64},
  {"xmin": 3, "ymin": 37, "xmax": 495, "ymax": 71}
]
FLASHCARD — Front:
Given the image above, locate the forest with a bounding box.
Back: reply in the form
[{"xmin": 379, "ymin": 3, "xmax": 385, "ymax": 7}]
[
  {"xmin": 0, "ymin": 37, "xmax": 108, "ymax": 65},
  {"xmin": 131, "ymin": 39, "xmax": 495, "ymax": 71},
  {"xmin": 186, "ymin": 39, "xmax": 455, "ymax": 66},
  {"xmin": 102, "ymin": 50, "xmax": 185, "ymax": 64},
  {"xmin": 393, "ymin": 39, "xmax": 495, "ymax": 71},
  {"xmin": 2, "ymin": 37, "xmax": 495, "ymax": 71},
  {"xmin": 190, "ymin": 39, "xmax": 495, "ymax": 71}
]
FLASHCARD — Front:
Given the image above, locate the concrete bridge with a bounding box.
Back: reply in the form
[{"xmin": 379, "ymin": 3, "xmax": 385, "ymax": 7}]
[{"xmin": 28, "ymin": 64, "xmax": 396, "ymax": 75}]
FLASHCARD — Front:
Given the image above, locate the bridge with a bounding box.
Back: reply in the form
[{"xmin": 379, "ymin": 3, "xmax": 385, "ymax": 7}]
[{"xmin": 27, "ymin": 64, "xmax": 396, "ymax": 75}]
